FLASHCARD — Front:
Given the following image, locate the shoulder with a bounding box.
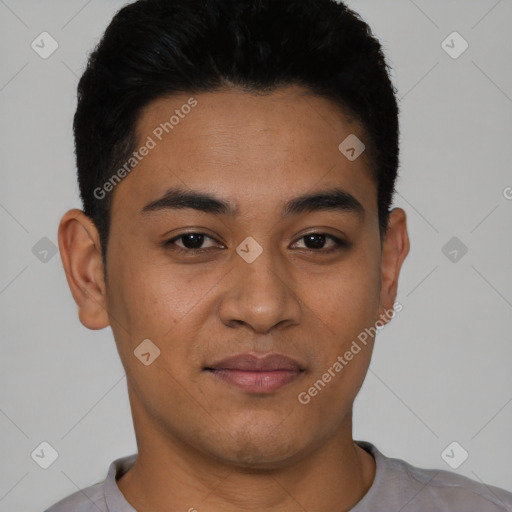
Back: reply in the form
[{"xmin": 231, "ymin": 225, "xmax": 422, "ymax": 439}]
[
  {"xmin": 355, "ymin": 441, "xmax": 512, "ymax": 512},
  {"xmin": 44, "ymin": 481, "xmax": 107, "ymax": 512},
  {"xmin": 44, "ymin": 453, "xmax": 137, "ymax": 512}
]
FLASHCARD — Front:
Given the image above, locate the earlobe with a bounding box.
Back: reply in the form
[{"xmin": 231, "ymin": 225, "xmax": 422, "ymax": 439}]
[
  {"xmin": 378, "ymin": 207, "xmax": 410, "ymax": 322},
  {"xmin": 57, "ymin": 209, "xmax": 110, "ymax": 330}
]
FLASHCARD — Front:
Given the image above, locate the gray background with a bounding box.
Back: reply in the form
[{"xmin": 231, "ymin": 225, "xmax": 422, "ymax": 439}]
[{"xmin": 0, "ymin": 0, "xmax": 511, "ymax": 510}]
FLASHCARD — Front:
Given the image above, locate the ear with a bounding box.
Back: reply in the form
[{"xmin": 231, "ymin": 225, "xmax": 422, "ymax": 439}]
[
  {"xmin": 57, "ymin": 209, "xmax": 110, "ymax": 330},
  {"xmin": 378, "ymin": 207, "xmax": 410, "ymax": 323}
]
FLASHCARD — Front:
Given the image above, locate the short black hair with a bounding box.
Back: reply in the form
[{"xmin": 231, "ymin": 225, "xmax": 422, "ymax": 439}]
[{"xmin": 74, "ymin": 0, "xmax": 400, "ymax": 269}]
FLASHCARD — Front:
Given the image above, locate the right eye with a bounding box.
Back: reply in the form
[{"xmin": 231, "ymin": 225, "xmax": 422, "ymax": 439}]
[{"xmin": 164, "ymin": 232, "xmax": 223, "ymax": 254}]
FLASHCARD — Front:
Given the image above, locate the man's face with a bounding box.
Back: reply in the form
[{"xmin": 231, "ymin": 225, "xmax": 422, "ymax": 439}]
[{"xmin": 99, "ymin": 85, "xmax": 404, "ymax": 468}]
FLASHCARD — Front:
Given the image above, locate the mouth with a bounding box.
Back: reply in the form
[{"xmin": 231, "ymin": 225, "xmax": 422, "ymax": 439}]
[{"xmin": 204, "ymin": 353, "xmax": 305, "ymax": 394}]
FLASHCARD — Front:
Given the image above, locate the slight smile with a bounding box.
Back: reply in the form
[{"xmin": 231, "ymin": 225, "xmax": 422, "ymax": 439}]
[{"xmin": 204, "ymin": 353, "xmax": 306, "ymax": 394}]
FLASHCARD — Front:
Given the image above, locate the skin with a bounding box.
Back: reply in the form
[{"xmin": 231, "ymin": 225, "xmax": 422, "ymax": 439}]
[{"xmin": 58, "ymin": 85, "xmax": 409, "ymax": 512}]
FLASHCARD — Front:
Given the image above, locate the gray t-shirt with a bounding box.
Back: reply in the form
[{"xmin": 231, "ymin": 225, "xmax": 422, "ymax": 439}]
[{"xmin": 45, "ymin": 440, "xmax": 512, "ymax": 511}]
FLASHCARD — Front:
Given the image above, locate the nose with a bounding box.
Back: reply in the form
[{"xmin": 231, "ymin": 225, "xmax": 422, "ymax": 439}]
[{"xmin": 217, "ymin": 242, "xmax": 302, "ymax": 334}]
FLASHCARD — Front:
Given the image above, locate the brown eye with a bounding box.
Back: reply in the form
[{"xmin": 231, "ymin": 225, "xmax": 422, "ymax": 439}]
[
  {"xmin": 165, "ymin": 233, "xmax": 221, "ymax": 253},
  {"xmin": 293, "ymin": 233, "xmax": 348, "ymax": 252}
]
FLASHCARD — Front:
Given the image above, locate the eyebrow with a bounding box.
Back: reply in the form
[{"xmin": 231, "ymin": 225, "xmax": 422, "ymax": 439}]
[{"xmin": 140, "ymin": 186, "xmax": 365, "ymax": 219}]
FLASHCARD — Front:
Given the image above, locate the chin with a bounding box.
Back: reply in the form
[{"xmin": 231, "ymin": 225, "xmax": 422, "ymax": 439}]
[{"xmin": 207, "ymin": 428, "xmax": 310, "ymax": 470}]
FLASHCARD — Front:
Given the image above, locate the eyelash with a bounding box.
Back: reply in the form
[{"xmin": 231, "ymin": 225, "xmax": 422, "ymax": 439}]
[{"xmin": 164, "ymin": 232, "xmax": 348, "ymax": 255}]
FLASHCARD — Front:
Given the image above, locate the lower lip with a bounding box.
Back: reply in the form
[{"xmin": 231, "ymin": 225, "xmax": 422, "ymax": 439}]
[{"xmin": 206, "ymin": 369, "xmax": 302, "ymax": 393}]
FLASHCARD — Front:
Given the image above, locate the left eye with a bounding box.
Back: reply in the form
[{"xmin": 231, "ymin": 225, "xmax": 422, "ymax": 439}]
[
  {"xmin": 292, "ymin": 233, "xmax": 347, "ymax": 252},
  {"xmin": 164, "ymin": 232, "xmax": 346, "ymax": 254}
]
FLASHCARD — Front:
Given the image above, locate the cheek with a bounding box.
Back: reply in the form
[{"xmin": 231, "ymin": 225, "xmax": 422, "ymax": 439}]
[
  {"xmin": 296, "ymin": 263, "xmax": 380, "ymax": 426},
  {"xmin": 106, "ymin": 254, "xmax": 221, "ymax": 372},
  {"xmin": 110, "ymin": 255, "xmax": 203, "ymax": 331},
  {"xmin": 309, "ymin": 249, "xmax": 381, "ymax": 337}
]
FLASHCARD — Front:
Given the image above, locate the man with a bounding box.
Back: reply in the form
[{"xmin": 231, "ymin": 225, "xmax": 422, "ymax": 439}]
[{"xmin": 48, "ymin": 0, "xmax": 512, "ymax": 510}]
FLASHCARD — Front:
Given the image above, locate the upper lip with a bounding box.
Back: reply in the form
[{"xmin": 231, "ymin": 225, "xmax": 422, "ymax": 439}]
[{"xmin": 205, "ymin": 353, "xmax": 304, "ymax": 372}]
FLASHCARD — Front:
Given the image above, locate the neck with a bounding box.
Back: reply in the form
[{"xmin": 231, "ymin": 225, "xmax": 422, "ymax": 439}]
[{"xmin": 117, "ymin": 404, "xmax": 376, "ymax": 512}]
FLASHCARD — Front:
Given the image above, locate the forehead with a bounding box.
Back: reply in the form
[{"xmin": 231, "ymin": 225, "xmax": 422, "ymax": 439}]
[{"xmin": 111, "ymin": 85, "xmax": 377, "ymax": 221}]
